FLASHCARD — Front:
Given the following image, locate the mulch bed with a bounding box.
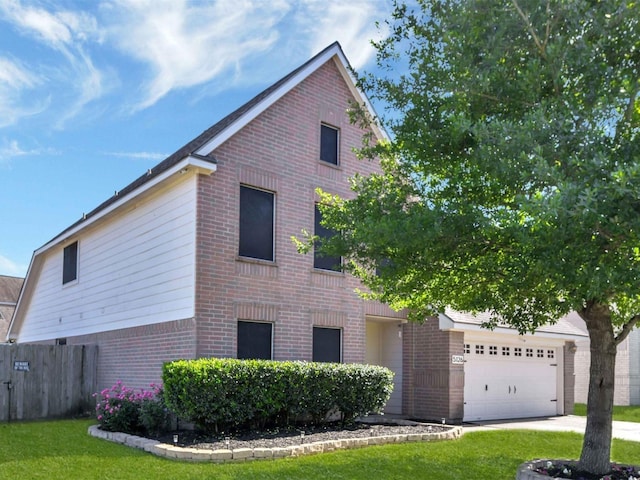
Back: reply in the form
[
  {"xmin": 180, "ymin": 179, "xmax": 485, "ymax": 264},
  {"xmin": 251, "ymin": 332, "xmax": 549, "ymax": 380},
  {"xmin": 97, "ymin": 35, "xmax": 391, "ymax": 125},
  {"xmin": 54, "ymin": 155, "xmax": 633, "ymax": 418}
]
[
  {"xmin": 534, "ymin": 461, "xmax": 640, "ymax": 480},
  {"xmin": 153, "ymin": 421, "xmax": 449, "ymax": 450}
]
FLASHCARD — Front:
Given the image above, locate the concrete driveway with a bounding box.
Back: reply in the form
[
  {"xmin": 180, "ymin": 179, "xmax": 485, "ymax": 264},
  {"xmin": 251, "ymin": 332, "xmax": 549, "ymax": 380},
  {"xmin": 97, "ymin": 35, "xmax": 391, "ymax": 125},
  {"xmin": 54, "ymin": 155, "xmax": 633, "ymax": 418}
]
[{"xmin": 463, "ymin": 415, "xmax": 640, "ymax": 442}]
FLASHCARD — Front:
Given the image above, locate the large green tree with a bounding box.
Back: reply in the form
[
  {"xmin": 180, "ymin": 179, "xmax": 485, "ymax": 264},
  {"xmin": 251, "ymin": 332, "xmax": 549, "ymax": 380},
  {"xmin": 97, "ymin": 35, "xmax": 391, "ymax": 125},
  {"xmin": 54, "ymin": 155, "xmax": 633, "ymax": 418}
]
[{"xmin": 313, "ymin": 0, "xmax": 640, "ymax": 475}]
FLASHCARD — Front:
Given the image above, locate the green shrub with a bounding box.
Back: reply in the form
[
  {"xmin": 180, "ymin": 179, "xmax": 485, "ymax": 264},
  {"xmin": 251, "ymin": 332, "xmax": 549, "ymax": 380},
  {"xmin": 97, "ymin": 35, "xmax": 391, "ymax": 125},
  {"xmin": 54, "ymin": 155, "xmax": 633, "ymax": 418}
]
[{"xmin": 162, "ymin": 358, "xmax": 394, "ymax": 433}]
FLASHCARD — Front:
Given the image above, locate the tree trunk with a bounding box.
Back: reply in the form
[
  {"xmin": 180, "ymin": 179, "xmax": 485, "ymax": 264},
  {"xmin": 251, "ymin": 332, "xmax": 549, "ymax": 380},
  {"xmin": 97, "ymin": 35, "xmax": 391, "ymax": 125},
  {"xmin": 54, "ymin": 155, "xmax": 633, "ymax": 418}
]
[{"xmin": 578, "ymin": 302, "xmax": 617, "ymax": 476}]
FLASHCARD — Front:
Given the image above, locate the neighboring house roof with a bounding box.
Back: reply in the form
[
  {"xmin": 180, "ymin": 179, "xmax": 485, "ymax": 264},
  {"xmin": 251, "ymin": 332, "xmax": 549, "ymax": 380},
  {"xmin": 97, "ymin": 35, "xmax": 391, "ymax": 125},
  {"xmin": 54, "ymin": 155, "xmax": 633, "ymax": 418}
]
[
  {"xmin": 0, "ymin": 275, "xmax": 23, "ymax": 341},
  {"xmin": 440, "ymin": 308, "xmax": 588, "ymax": 339},
  {"xmin": 7, "ymin": 42, "xmax": 383, "ymax": 341},
  {"xmin": 0, "ymin": 275, "xmax": 23, "ymax": 302},
  {"xmin": 561, "ymin": 311, "xmax": 589, "ymax": 335}
]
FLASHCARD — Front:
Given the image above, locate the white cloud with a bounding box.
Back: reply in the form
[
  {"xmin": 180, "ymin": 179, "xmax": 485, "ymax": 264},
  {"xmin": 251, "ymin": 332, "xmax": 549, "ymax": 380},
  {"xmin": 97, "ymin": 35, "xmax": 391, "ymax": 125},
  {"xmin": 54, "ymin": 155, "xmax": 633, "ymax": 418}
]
[
  {"xmin": 0, "ymin": 140, "xmax": 58, "ymax": 165},
  {"xmin": 100, "ymin": 0, "xmax": 389, "ymax": 111},
  {"xmin": 0, "ymin": 57, "xmax": 38, "ymax": 90},
  {"xmin": 0, "ymin": 253, "xmax": 28, "ymax": 277},
  {"xmin": 0, "ymin": 0, "xmax": 101, "ymax": 49},
  {"xmin": 0, "ymin": 0, "xmax": 107, "ymax": 126},
  {"xmin": 103, "ymin": 0, "xmax": 291, "ymax": 111},
  {"xmin": 301, "ymin": 0, "xmax": 389, "ymax": 70},
  {"xmin": 0, "ymin": 0, "xmax": 390, "ymax": 123},
  {"xmin": 104, "ymin": 151, "xmax": 168, "ymax": 161},
  {"xmin": 0, "ymin": 57, "xmax": 47, "ymax": 127}
]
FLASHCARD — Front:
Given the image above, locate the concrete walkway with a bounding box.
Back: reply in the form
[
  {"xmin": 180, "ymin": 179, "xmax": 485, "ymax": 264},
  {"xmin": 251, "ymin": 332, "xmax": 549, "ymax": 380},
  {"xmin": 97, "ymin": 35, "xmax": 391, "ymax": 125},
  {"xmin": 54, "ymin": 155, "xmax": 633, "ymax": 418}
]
[{"xmin": 463, "ymin": 415, "xmax": 640, "ymax": 442}]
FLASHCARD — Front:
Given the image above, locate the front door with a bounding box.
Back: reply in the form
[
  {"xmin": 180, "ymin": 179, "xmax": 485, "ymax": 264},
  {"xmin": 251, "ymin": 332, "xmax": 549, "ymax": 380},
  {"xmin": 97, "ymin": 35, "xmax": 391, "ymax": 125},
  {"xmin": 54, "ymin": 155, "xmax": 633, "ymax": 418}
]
[{"xmin": 366, "ymin": 319, "xmax": 403, "ymax": 414}]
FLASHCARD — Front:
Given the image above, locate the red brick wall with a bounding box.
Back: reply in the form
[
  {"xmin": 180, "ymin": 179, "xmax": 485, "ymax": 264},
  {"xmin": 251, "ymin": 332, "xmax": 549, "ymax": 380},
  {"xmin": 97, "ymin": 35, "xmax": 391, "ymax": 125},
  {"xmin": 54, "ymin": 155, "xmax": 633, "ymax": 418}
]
[
  {"xmin": 402, "ymin": 318, "xmax": 465, "ymax": 422},
  {"xmin": 67, "ymin": 318, "xmax": 196, "ymax": 392},
  {"xmin": 564, "ymin": 341, "xmax": 576, "ymax": 414},
  {"xmin": 193, "ymin": 60, "xmax": 385, "ymax": 364}
]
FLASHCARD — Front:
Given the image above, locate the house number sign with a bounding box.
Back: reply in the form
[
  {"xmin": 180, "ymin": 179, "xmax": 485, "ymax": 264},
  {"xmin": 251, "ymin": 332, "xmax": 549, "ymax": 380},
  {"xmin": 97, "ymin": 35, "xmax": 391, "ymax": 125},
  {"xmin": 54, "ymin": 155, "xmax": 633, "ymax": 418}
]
[
  {"xmin": 13, "ymin": 361, "xmax": 30, "ymax": 372},
  {"xmin": 451, "ymin": 355, "xmax": 464, "ymax": 365}
]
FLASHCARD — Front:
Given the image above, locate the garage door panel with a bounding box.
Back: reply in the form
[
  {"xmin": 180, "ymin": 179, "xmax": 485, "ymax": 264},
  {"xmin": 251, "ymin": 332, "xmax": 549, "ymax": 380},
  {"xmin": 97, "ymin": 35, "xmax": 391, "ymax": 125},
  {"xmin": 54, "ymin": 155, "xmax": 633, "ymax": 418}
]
[{"xmin": 464, "ymin": 341, "xmax": 558, "ymax": 421}]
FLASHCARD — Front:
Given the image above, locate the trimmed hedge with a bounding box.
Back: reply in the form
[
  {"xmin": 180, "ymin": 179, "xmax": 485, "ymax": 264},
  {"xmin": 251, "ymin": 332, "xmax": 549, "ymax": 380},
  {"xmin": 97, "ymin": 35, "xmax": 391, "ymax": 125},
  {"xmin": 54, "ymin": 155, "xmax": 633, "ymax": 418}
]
[{"xmin": 162, "ymin": 358, "xmax": 394, "ymax": 432}]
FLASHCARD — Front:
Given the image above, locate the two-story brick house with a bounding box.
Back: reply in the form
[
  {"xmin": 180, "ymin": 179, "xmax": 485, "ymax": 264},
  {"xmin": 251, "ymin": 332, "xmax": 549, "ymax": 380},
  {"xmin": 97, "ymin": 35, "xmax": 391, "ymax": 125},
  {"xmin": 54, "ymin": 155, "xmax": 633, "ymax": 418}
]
[{"xmin": 8, "ymin": 43, "xmax": 582, "ymax": 422}]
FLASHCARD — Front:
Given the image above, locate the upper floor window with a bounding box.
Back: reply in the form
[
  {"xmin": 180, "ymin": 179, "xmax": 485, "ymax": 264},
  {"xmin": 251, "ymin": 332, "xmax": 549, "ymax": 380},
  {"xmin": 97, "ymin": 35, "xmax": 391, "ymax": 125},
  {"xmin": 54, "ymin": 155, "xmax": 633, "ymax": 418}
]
[
  {"xmin": 313, "ymin": 205, "xmax": 341, "ymax": 271},
  {"xmin": 239, "ymin": 185, "xmax": 274, "ymax": 261},
  {"xmin": 320, "ymin": 124, "xmax": 339, "ymax": 165},
  {"xmin": 62, "ymin": 241, "xmax": 78, "ymax": 284}
]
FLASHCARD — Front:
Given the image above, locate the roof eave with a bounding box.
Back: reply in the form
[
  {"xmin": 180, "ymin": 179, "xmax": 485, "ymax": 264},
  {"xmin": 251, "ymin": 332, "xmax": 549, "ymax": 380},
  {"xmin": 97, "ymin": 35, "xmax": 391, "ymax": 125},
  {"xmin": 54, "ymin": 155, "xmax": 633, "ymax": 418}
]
[
  {"xmin": 438, "ymin": 312, "xmax": 589, "ymax": 340},
  {"xmin": 35, "ymin": 156, "xmax": 216, "ymax": 256}
]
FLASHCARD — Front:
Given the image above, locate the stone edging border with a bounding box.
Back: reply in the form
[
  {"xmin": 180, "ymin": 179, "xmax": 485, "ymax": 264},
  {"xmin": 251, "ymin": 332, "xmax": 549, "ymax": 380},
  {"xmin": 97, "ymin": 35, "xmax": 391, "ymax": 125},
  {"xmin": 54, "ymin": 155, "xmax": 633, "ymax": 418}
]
[{"xmin": 88, "ymin": 424, "xmax": 463, "ymax": 463}]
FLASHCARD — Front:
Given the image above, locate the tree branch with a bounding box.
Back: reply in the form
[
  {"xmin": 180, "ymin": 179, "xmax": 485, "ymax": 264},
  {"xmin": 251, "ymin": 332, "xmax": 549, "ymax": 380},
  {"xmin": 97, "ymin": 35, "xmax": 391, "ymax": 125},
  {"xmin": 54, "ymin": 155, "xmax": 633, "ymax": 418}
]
[
  {"xmin": 511, "ymin": 0, "xmax": 546, "ymax": 58},
  {"xmin": 615, "ymin": 315, "xmax": 639, "ymax": 346},
  {"xmin": 543, "ymin": 0, "xmax": 551, "ymax": 51}
]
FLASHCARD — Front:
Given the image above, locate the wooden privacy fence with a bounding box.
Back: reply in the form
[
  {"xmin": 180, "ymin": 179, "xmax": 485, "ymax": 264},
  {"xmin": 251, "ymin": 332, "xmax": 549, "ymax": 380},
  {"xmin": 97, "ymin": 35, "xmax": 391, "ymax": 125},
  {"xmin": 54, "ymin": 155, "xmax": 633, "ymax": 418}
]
[{"xmin": 0, "ymin": 344, "xmax": 98, "ymax": 422}]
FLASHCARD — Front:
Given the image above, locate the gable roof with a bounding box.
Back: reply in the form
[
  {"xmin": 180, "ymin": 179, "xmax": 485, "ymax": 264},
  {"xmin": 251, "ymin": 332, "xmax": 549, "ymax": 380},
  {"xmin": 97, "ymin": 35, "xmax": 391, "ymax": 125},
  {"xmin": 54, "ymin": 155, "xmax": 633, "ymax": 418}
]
[
  {"xmin": 39, "ymin": 42, "xmax": 381, "ymax": 255},
  {"xmin": 8, "ymin": 42, "xmax": 383, "ymax": 341}
]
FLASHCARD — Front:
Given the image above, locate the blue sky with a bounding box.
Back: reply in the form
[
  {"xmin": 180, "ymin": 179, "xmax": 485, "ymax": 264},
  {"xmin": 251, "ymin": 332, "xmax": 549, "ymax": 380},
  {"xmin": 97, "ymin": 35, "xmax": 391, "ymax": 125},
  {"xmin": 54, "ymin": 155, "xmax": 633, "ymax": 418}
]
[{"xmin": 0, "ymin": 0, "xmax": 392, "ymax": 278}]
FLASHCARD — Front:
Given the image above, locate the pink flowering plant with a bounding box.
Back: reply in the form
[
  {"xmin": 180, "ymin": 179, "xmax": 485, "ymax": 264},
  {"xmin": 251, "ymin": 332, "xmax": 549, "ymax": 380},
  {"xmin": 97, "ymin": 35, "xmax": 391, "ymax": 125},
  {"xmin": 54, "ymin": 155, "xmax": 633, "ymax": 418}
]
[{"xmin": 94, "ymin": 381, "xmax": 169, "ymax": 435}]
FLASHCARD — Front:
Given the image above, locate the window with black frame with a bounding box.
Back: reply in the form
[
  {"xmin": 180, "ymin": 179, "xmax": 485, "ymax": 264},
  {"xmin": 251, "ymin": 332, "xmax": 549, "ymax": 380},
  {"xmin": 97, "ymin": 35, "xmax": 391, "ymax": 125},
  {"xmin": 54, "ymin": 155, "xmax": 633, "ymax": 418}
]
[
  {"xmin": 237, "ymin": 320, "xmax": 272, "ymax": 360},
  {"xmin": 62, "ymin": 241, "xmax": 78, "ymax": 284},
  {"xmin": 313, "ymin": 205, "xmax": 341, "ymax": 271},
  {"xmin": 312, "ymin": 326, "xmax": 341, "ymax": 363},
  {"xmin": 239, "ymin": 185, "xmax": 274, "ymax": 261}
]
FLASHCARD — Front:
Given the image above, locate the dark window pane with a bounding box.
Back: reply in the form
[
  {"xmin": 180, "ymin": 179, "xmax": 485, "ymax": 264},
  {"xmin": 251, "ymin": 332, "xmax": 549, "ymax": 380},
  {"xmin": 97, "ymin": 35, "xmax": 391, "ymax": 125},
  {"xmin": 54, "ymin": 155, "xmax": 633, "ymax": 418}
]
[
  {"xmin": 320, "ymin": 124, "xmax": 338, "ymax": 165},
  {"xmin": 239, "ymin": 186, "xmax": 274, "ymax": 261},
  {"xmin": 63, "ymin": 241, "xmax": 78, "ymax": 284},
  {"xmin": 314, "ymin": 205, "xmax": 341, "ymax": 270},
  {"xmin": 313, "ymin": 327, "xmax": 341, "ymax": 362},
  {"xmin": 237, "ymin": 321, "xmax": 272, "ymax": 360},
  {"xmin": 375, "ymin": 258, "xmax": 393, "ymax": 277}
]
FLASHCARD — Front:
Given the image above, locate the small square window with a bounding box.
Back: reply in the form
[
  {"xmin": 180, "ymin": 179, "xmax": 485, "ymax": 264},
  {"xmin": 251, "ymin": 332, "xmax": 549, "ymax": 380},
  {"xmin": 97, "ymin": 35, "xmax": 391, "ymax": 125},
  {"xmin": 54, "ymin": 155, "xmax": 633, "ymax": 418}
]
[
  {"xmin": 320, "ymin": 124, "xmax": 339, "ymax": 165},
  {"xmin": 547, "ymin": 349, "xmax": 555, "ymax": 359},
  {"xmin": 502, "ymin": 346, "xmax": 510, "ymax": 356},
  {"xmin": 464, "ymin": 344, "xmax": 470, "ymax": 354},
  {"xmin": 313, "ymin": 327, "xmax": 341, "ymax": 363},
  {"xmin": 314, "ymin": 205, "xmax": 341, "ymax": 271},
  {"xmin": 514, "ymin": 347, "xmax": 522, "ymax": 357},
  {"xmin": 489, "ymin": 346, "xmax": 497, "ymax": 355},
  {"xmin": 537, "ymin": 349, "xmax": 545, "ymax": 358},
  {"xmin": 475, "ymin": 345, "xmax": 484, "ymax": 355},
  {"xmin": 63, "ymin": 241, "xmax": 78, "ymax": 284},
  {"xmin": 239, "ymin": 185, "xmax": 274, "ymax": 261},
  {"xmin": 526, "ymin": 348, "xmax": 533, "ymax": 357},
  {"xmin": 237, "ymin": 321, "xmax": 272, "ymax": 360}
]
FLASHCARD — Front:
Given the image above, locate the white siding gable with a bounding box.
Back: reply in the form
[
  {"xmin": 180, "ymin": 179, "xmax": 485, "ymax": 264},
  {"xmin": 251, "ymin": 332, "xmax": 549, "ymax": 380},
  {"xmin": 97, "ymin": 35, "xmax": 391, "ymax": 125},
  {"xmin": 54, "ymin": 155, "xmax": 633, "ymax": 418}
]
[{"xmin": 17, "ymin": 176, "xmax": 198, "ymax": 342}]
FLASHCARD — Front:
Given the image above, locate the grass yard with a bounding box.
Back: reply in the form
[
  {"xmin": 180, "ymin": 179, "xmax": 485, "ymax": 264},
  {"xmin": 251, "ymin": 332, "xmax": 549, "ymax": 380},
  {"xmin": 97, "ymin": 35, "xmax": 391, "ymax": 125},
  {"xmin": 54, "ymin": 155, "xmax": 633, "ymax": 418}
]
[
  {"xmin": 574, "ymin": 403, "xmax": 640, "ymax": 423},
  {"xmin": 0, "ymin": 419, "xmax": 639, "ymax": 480}
]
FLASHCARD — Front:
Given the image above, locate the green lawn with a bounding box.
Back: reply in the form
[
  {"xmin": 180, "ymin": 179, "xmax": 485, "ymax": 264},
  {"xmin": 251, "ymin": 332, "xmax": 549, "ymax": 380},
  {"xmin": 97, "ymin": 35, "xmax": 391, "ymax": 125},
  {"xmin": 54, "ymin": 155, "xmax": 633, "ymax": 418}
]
[
  {"xmin": 574, "ymin": 403, "xmax": 640, "ymax": 423},
  {"xmin": 0, "ymin": 419, "xmax": 638, "ymax": 479}
]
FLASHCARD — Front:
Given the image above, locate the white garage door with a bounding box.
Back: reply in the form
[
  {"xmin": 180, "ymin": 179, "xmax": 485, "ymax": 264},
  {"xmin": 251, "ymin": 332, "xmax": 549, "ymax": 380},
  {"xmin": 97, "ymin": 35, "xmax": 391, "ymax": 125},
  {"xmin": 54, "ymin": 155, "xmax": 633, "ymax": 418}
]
[{"xmin": 463, "ymin": 340, "xmax": 559, "ymax": 421}]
